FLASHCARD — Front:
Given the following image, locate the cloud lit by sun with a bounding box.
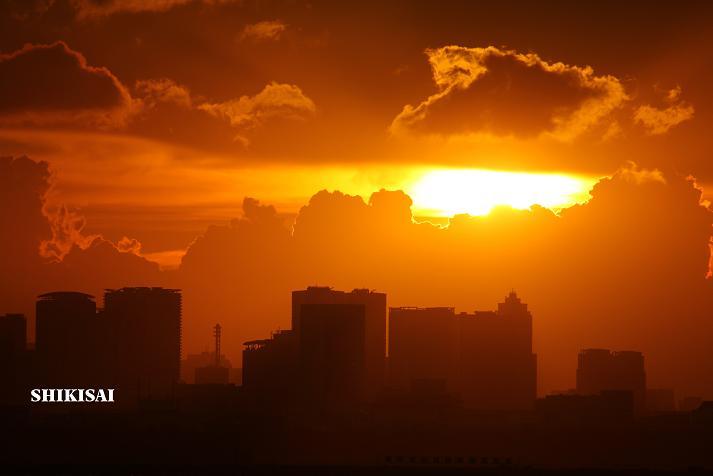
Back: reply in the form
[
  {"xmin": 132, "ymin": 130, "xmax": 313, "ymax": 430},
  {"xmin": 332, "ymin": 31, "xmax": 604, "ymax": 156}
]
[{"xmin": 408, "ymin": 169, "xmax": 596, "ymax": 216}]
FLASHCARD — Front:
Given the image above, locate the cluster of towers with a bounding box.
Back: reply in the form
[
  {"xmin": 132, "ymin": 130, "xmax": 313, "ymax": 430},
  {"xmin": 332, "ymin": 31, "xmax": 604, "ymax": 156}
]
[
  {"xmin": 0, "ymin": 288, "xmax": 181, "ymax": 406},
  {"xmin": 242, "ymin": 287, "xmax": 537, "ymax": 411}
]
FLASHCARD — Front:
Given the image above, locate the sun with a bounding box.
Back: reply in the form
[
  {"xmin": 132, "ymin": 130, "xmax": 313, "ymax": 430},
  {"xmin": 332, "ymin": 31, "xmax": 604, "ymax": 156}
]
[{"xmin": 407, "ymin": 168, "xmax": 596, "ymax": 217}]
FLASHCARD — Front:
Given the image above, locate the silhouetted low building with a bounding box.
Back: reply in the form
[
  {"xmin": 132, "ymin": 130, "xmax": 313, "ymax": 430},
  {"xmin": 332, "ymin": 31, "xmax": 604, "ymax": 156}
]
[
  {"xmin": 181, "ymin": 352, "xmax": 232, "ymax": 384},
  {"xmin": 0, "ymin": 313, "xmax": 25, "ymax": 357},
  {"xmin": 536, "ymin": 390, "xmax": 635, "ymax": 424},
  {"xmin": 576, "ymin": 348, "xmax": 646, "ymax": 413},
  {"xmin": 242, "ymin": 330, "xmax": 298, "ymax": 402},
  {"xmin": 680, "ymin": 396, "xmax": 703, "ymax": 412},
  {"xmin": 0, "ymin": 313, "xmax": 29, "ymax": 405},
  {"xmin": 647, "ymin": 388, "xmax": 676, "ymax": 413}
]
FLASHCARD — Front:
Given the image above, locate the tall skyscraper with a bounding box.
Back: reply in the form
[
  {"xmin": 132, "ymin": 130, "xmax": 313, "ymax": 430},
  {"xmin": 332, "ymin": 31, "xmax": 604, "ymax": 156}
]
[
  {"xmin": 457, "ymin": 291, "xmax": 537, "ymax": 411},
  {"xmin": 299, "ymin": 303, "xmax": 366, "ymax": 407},
  {"xmin": 103, "ymin": 287, "xmax": 182, "ymax": 400},
  {"xmin": 35, "ymin": 292, "xmax": 97, "ymax": 386},
  {"xmin": 292, "ymin": 287, "xmax": 386, "ymax": 399}
]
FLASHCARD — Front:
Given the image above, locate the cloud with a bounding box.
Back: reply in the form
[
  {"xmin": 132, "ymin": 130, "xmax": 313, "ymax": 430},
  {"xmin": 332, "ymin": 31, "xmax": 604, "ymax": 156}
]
[
  {"xmin": 198, "ymin": 82, "xmax": 316, "ymax": 145},
  {"xmin": 70, "ymin": 0, "xmax": 193, "ymax": 19},
  {"xmin": 40, "ymin": 203, "xmax": 98, "ymax": 261},
  {"xmin": 0, "ymin": 41, "xmax": 134, "ymax": 127},
  {"xmin": 117, "ymin": 235, "xmax": 142, "ymax": 254},
  {"xmin": 135, "ymin": 78, "xmax": 192, "ymax": 109},
  {"xmin": 0, "ymin": 156, "xmax": 52, "ymax": 267},
  {"xmin": 634, "ymin": 86, "xmax": 694, "ymax": 135},
  {"xmin": 240, "ymin": 20, "xmax": 287, "ymax": 42},
  {"xmin": 391, "ymin": 45, "xmax": 628, "ymax": 141}
]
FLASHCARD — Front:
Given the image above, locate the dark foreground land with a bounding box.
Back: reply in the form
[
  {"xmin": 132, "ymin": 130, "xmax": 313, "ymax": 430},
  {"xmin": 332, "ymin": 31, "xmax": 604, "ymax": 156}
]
[{"xmin": 2, "ymin": 401, "xmax": 713, "ymax": 474}]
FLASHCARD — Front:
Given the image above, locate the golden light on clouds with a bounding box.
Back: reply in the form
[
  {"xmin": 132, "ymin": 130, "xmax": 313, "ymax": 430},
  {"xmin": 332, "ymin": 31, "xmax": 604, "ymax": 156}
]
[{"xmin": 407, "ymin": 169, "xmax": 596, "ymax": 216}]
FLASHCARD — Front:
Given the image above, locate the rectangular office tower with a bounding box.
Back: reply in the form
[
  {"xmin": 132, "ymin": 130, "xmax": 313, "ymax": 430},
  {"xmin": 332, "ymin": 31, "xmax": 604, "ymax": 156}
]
[
  {"xmin": 103, "ymin": 287, "xmax": 182, "ymax": 400},
  {"xmin": 299, "ymin": 303, "xmax": 366, "ymax": 407},
  {"xmin": 292, "ymin": 287, "xmax": 386, "ymax": 399}
]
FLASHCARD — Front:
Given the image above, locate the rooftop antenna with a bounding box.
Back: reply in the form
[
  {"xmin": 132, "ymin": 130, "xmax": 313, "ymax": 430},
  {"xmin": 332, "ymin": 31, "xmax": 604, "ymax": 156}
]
[{"xmin": 213, "ymin": 323, "xmax": 221, "ymax": 367}]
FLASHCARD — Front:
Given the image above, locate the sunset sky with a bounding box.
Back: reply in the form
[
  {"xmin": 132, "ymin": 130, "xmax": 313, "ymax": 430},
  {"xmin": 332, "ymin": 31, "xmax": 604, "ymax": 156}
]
[
  {"xmin": 2, "ymin": 0, "xmax": 713, "ymax": 397},
  {"xmin": 1, "ymin": 0, "xmax": 712, "ymax": 265}
]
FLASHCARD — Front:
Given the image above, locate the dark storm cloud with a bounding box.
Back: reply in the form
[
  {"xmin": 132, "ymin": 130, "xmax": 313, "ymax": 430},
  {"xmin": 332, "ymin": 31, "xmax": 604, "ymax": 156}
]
[{"xmin": 0, "ymin": 42, "xmax": 135, "ymax": 127}]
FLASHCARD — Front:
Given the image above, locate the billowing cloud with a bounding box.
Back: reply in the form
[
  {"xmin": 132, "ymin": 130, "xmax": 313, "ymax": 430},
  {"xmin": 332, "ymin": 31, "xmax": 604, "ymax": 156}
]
[
  {"xmin": 391, "ymin": 46, "xmax": 628, "ymax": 141},
  {"xmin": 198, "ymin": 82, "xmax": 316, "ymax": 145},
  {"xmin": 634, "ymin": 86, "xmax": 695, "ymax": 135},
  {"xmin": 40, "ymin": 204, "xmax": 97, "ymax": 261},
  {"xmin": 0, "ymin": 41, "xmax": 134, "ymax": 127},
  {"xmin": 240, "ymin": 20, "xmax": 287, "ymax": 42},
  {"xmin": 135, "ymin": 78, "xmax": 192, "ymax": 109}
]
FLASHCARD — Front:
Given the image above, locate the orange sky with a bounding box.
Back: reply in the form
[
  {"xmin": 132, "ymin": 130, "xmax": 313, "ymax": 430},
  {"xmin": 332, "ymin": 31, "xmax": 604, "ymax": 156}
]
[{"xmin": 1, "ymin": 0, "xmax": 713, "ymax": 398}]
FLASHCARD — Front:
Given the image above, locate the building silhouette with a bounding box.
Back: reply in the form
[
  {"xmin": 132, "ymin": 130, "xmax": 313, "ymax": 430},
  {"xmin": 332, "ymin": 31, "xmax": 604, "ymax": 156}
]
[
  {"xmin": 0, "ymin": 313, "xmax": 26, "ymax": 357},
  {"xmin": 242, "ymin": 329, "xmax": 298, "ymax": 401},
  {"xmin": 647, "ymin": 388, "xmax": 676, "ymax": 413},
  {"xmin": 195, "ymin": 324, "xmax": 229, "ymax": 385},
  {"xmin": 576, "ymin": 348, "xmax": 646, "ymax": 413},
  {"xmin": 536, "ymin": 390, "xmax": 635, "ymax": 424},
  {"xmin": 457, "ymin": 291, "xmax": 537, "ymax": 411},
  {"xmin": 35, "ymin": 292, "xmax": 97, "ymax": 386},
  {"xmin": 103, "ymin": 287, "xmax": 182, "ymax": 400},
  {"xmin": 299, "ymin": 303, "xmax": 366, "ymax": 407},
  {"xmin": 388, "ymin": 307, "xmax": 457, "ymax": 394},
  {"xmin": 388, "ymin": 291, "xmax": 536, "ymax": 411},
  {"xmin": 0, "ymin": 313, "xmax": 28, "ymax": 405},
  {"xmin": 292, "ymin": 287, "xmax": 386, "ymax": 399}
]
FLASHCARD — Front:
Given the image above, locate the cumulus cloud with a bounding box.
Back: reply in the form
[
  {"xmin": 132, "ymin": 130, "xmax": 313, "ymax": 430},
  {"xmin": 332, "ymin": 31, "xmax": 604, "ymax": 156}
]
[
  {"xmin": 240, "ymin": 20, "xmax": 287, "ymax": 42},
  {"xmin": 391, "ymin": 45, "xmax": 628, "ymax": 141},
  {"xmin": 634, "ymin": 86, "xmax": 694, "ymax": 135},
  {"xmin": 198, "ymin": 82, "xmax": 316, "ymax": 145},
  {"xmin": 0, "ymin": 41, "xmax": 134, "ymax": 127},
  {"xmin": 135, "ymin": 78, "xmax": 192, "ymax": 109}
]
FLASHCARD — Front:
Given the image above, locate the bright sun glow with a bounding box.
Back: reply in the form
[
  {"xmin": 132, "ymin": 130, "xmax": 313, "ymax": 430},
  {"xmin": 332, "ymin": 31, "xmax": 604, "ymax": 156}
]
[{"xmin": 408, "ymin": 169, "xmax": 596, "ymax": 217}]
